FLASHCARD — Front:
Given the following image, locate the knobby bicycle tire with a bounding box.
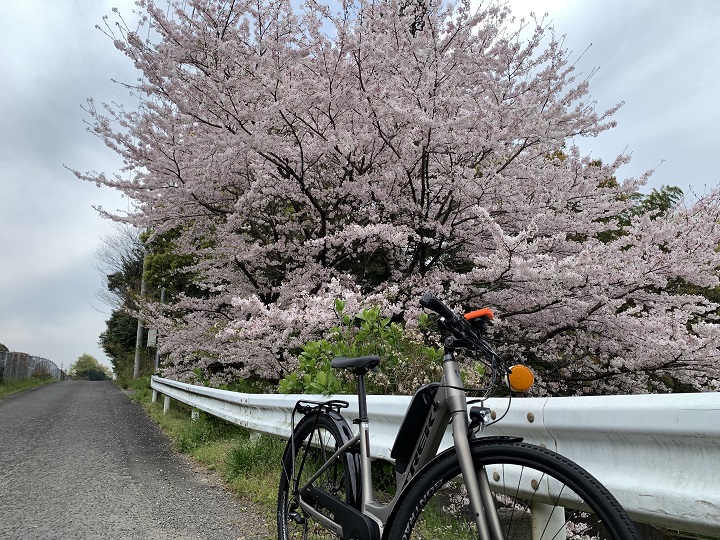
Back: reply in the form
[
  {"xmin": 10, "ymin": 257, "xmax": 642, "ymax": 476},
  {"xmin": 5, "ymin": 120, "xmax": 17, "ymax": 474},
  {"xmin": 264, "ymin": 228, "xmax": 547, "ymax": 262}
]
[
  {"xmin": 385, "ymin": 441, "xmax": 640, "ymax": 540},
  {"xmin": 277, "ymin": 412, "xmax": 358, "ymax": 540}
]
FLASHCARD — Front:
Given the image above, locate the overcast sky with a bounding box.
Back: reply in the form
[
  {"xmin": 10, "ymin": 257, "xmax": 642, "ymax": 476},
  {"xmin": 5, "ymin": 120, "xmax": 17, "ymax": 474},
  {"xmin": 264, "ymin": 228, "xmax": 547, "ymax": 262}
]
[{"xmin": 1, "ymin": 0, "xmax": 718, "ymax": 373}]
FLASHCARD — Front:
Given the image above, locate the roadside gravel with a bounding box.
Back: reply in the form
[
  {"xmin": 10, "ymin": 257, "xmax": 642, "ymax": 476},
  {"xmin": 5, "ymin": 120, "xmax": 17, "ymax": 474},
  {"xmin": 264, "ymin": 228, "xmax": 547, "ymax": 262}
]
[{"xmin": 0, "ymin": 380, "xmax": 270, "ymax": 539}]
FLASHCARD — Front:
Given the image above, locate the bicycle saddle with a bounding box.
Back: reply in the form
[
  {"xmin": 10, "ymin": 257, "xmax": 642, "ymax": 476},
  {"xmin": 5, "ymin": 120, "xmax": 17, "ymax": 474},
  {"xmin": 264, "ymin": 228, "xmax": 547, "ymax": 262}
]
[{"xmin": 331, "ymin": 355, "xmax": 381, "ymax": 374}]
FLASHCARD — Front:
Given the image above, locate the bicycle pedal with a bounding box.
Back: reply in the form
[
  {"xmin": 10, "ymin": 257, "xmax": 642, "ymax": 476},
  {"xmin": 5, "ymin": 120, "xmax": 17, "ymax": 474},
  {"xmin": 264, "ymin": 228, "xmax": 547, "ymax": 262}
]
[{"xmin": 289, "ymin": 512, "xmax": 306, "ymax": 525}]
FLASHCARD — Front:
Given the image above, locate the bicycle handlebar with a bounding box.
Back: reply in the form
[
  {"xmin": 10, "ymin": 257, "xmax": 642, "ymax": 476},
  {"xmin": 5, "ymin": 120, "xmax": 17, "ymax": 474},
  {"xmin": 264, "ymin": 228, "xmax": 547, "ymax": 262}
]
[
  {"xmin": 419, "ymin": 292, "xmax": 459, "ymax": 322},
  {"xmin": 420, "ymin": 292, "xmax": 498, "ymax": 359}
]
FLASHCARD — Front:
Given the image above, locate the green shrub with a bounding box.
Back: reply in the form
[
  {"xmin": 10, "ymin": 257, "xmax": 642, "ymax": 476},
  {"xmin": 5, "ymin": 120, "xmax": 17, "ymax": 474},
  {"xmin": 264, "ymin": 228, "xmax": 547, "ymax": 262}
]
[
  {"xmin": 279, "ymin": 301, "xmax": 443, "ymax": 395},
  {"xmin": 220, "ymin": 377, "xmax": 275, "ymax": 394},
  {"xmin": 32, "ymin": 368, "xmax": 53, "ymax": 380},
  {"xmin": 126, "ymin": 375, "xmax": 151, "ymax": 391},
  {"xmin": 121, "ymin": 376, "xmax": 153, "ymax": 402}
]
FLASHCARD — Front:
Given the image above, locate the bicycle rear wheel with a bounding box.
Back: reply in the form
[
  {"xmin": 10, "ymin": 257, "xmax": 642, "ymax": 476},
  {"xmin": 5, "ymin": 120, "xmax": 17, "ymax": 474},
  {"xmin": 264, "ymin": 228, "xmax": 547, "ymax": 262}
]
[
  {"xmin": 277, "ymin": 411, "xmax": 358, "ymax": 540},
  {"xmin": 386, "ymin": 441, "xmax": 639, "ymax": 540}
]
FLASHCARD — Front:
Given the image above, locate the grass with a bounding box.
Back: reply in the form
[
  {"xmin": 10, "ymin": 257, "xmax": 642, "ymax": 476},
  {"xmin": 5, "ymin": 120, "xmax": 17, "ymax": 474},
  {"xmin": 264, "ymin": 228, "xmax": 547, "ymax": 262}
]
[
  {"xmin": 0, "ymin": 377, "xmax": 57, "ymax": 399},
  {"xmin": 125, "ymin": 377, "xmax": 285, "ymax": 538}
]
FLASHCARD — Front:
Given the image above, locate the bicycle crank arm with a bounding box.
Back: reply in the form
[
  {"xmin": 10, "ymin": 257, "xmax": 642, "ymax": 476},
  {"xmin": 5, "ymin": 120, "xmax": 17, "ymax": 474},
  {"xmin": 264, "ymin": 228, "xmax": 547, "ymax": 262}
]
[
  {"xmin": 297, "ymin": 498, "xmax": 344, "ymax": 537},
  {"xmin": 301, "ymin": 486, "xmax": 381, "ymax": 540}
]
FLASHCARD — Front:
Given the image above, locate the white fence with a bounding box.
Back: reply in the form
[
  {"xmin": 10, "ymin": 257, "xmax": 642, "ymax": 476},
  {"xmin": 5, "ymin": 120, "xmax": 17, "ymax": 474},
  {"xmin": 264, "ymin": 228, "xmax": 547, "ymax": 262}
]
[{"xmin": 150, "ymin": 375, "xmax": 720, "ymax": 536}]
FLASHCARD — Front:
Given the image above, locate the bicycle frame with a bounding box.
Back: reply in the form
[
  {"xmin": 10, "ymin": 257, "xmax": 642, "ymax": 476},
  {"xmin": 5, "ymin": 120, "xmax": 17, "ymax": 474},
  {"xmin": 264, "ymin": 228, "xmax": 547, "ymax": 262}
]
[{"xmin": 292, "ymin": 344, "xmax": 509, "ymax": 539}]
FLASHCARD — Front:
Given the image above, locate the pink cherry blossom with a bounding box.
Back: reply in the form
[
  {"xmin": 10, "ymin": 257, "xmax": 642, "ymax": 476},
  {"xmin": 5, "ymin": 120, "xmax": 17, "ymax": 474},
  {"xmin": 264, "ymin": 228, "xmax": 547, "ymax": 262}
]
[{"xmin": 74, "ymin": 0, "xmax": 720, "ymax": 393}]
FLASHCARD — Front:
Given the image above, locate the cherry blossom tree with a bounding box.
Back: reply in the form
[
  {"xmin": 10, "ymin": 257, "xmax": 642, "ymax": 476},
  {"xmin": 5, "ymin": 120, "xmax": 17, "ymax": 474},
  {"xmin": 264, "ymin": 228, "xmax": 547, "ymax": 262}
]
[{"xmin": 75, "ymin": 0, "xmax": 720, "ymax": 393}]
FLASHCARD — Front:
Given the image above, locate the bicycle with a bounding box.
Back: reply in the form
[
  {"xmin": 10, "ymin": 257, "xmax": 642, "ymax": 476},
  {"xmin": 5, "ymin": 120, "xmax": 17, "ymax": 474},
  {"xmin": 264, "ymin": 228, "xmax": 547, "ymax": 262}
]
[{"xmin": 277, "ymin": 292, "xmax": 640, "ymax": 539}]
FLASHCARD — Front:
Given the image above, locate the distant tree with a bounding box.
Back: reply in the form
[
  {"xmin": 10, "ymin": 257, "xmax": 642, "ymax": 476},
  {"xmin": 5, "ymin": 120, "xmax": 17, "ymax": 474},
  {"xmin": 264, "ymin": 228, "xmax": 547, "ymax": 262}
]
[
  {"xmin": 142, "ymin": 228, "xmax": 200, "ymax": 300},
  {"xmin": 95, "ymin": 226, "xmax": 196, "ymax": 383},
  {"xmin": 631, "ymin": 185, "xmax": 684, "ymax": 219},
  {"xmin": 69, "ymin": 354, "xmax": 112, "ymax": 381},
  {"xmin": 94, "ymin": 224, "xmax": 145, "ymax": 310},
  {"xmin": 94, "ymin": 225, "xmax": 146, "ymax": 383},
  {"xmin": 99, "ymin": 311, "xmax": 152, "ymax": 382},
  {"xmin": 0, "ymin": 342, "xmax": 8, "ymax": 353}
]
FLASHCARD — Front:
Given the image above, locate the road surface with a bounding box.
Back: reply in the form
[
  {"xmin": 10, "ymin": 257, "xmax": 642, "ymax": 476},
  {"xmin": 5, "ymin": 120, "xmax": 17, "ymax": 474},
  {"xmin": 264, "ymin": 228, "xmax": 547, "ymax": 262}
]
[{"xmin": 0, "ymin": 380, "xmax": 269, "ymax": 539}]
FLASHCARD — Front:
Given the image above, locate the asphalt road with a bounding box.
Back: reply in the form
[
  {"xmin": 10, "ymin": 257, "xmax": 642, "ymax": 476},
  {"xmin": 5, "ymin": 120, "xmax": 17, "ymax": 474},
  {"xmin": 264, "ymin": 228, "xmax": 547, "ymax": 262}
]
[{"xmin": 0, "ymin": 380, "xmax": 270, "ymax": 539}]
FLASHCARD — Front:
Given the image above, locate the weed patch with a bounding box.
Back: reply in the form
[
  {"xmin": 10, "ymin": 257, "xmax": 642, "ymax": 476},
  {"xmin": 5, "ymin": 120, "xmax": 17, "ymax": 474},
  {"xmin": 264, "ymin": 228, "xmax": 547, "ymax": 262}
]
[
  {"xmin": 125, "ymin": 376, "xmax": 153, "ymax": 402},
  {"xmin": 224, "ymin": 434, "xmax": 285, "ymax": 508},
  {"xmin": 0, "ymin": 377, "xmax": 57, "ymax": 399}
]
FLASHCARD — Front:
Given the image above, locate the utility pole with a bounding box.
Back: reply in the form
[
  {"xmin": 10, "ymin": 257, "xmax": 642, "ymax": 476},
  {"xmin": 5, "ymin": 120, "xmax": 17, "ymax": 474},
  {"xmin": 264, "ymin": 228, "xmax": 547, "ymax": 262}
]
[
  {"xmin": 133, "ymin": 249, "xmax": 148, "ymax": 379},
  {"xmin": 153, "ymin": 287, "xmax": 165, "ymax": 372}
]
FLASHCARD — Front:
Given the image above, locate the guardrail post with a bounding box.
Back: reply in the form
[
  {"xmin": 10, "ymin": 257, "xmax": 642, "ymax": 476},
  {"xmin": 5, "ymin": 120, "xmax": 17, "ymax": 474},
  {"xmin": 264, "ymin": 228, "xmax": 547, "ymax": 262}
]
[
  {"xmin": 152, "ymin": 389, "xmax": 158, "ymax": 403},
  {"xmin": 191, "ymin": 409, "xmax": 200, "ymax": 422},
  {"xmin": 163, "ymin": 395, "xmax": 171, "ymax": 415},
  {"xmin": 531, "ymin": 502, "xmax": 566, "ymax": 540}
]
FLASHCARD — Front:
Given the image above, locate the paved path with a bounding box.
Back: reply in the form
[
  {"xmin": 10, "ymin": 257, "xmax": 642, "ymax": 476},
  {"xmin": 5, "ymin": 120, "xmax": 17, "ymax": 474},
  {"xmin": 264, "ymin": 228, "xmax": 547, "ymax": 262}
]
[{"xmin": 0, "ymin": 380, "xmax": 270, "ymax": 539}]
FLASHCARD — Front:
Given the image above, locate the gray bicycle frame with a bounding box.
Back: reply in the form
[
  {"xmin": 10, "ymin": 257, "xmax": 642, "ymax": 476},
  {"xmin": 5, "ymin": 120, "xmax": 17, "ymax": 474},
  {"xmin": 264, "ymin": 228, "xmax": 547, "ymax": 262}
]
[{"xmin": 295, "ymin": 347, "xmax": 504, "ymax": 539}]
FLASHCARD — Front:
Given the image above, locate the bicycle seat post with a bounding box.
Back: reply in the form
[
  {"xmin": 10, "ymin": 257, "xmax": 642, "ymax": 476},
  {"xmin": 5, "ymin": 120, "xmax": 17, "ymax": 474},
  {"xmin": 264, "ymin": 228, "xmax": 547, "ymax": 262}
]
[
  {"xmin": 355, "ymin": 371, "xmax": 369, "ymax": 424},
  {"xmin": 354, "ymin": 370, "xmax": 375, "ymax": 508},
  {"xmin": 329, "ymin": 355, "xmax": 381, "ymax": 510}
]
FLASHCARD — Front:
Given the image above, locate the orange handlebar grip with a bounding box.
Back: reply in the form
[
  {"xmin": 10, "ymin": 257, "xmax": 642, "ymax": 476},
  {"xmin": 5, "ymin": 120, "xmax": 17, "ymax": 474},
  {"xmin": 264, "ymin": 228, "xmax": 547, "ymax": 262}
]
[{"xmin": 464, "ymin": 308, "xmax": 495, "ymax": 321}]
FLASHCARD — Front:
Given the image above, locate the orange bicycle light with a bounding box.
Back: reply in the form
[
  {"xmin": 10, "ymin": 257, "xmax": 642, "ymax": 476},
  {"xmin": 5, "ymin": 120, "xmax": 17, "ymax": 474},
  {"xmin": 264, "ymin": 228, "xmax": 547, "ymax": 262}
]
[{"xmin": 507, "ymin": 365, "xmax": 534, "ymax": 393}]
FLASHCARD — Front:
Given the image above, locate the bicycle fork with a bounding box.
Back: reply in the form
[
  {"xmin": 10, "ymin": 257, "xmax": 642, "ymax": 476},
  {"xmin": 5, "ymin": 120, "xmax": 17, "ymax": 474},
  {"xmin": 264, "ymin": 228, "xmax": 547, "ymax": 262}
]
[{"xmin": 443, "ymin": 352, "xmax": 505, "ymax": 540}]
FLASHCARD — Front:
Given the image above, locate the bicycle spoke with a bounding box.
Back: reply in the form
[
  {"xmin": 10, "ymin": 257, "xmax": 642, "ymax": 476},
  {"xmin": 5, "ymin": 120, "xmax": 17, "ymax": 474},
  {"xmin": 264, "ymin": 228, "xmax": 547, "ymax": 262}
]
[
  {"xmin": 387, "ymin": 442, "xmax": 638, "ymax": 540},
  {"xmin": 278, "ymin": 413, "xmax": 356, "ymax": 540}
]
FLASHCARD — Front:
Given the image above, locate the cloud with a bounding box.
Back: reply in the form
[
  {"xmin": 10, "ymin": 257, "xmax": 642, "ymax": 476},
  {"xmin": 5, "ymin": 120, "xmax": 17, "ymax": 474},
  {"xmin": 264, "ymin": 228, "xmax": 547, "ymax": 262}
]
[
  {"xmin": 506, "ymin": 0, "xmax": 720, "ymax": 194},
  {"xmin": 0, "ymin": 251, "xmax": 113, "ymax": 367},
  {"xmin": 0, "ymin": 0, "xmax": 141, "ymax": 370}
]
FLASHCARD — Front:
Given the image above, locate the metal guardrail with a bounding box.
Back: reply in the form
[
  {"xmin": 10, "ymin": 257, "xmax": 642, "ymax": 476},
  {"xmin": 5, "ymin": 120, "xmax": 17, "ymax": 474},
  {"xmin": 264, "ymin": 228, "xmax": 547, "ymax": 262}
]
[
  {"xmin": 150, "ymin": 375, "xmax": 720, "ymax": 536},
  {"xmin": 0, "ymin": 351, "xmax": 65, "ymax": 381}
]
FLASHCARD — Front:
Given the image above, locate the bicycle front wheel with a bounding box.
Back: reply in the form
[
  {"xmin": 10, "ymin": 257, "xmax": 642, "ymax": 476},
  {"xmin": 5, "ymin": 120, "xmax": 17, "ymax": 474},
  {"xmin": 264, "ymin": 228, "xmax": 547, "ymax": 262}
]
[
  {"xmin": 386, "ymin": 441, "xmax": 639, "ymax": 540},
  {"xmin": 277, "ymin": 411, "xmax": 358, "ymax": 540}
]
